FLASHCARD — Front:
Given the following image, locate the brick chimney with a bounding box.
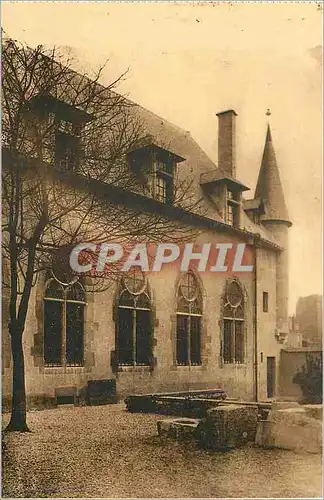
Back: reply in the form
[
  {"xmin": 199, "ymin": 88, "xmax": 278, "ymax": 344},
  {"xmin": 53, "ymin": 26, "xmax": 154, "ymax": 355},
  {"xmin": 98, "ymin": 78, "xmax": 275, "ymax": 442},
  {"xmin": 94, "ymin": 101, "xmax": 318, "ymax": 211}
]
[{"xmin": 216, "ymin": 109, "xmax": 237, "ymax": 178}]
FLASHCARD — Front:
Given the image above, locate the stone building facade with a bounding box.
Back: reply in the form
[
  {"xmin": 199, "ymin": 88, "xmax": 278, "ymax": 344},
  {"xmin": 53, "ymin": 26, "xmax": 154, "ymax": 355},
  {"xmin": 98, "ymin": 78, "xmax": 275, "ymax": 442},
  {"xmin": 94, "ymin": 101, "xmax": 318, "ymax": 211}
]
[
  {"xmin": 2, "ymin": 81, "xmax": 292, "ymax": 408},
  {"xmin": 296, "ymin": 295, "xmax": 322, "ymax": 347}
]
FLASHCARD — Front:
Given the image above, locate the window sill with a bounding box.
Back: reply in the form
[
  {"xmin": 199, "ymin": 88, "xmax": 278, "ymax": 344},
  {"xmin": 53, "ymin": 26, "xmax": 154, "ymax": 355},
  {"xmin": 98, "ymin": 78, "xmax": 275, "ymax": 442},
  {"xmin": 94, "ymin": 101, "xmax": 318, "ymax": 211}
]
[
  {"xmin": 44, "ymin": 366, "xmax": 85, "ymax": 374},
  {"xmin": 176, "ymin": 364, "xmax": 203, "ymax": 368},
  {"xmin": 118, "ymin": 365, "xmax": 152, "ymax": 373},
  {"xmin": 222, "ymin": 362, "xmax": 247, "ymax": 367}
]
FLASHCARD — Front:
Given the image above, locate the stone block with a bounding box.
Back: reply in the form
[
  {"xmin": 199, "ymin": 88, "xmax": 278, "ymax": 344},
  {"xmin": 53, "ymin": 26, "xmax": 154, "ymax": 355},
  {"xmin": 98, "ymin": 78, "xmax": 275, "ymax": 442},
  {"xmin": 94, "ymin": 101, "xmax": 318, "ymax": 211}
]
[
  {"xmin": 157, "ymin": 418, "xmax": 199, "ymax": 440},
  {"xmin": 55, "ymin": 386, "xmax": 77, "ymax": 405},
  {"xmin": 257, "ymin": 407, "xmax": 322, "ymax": 454},
  {"xmin": 87, "ymin": 379, "xmax": 117, "ymax": 405},
  {"xmin": 27, "ymin": 394, "xmax": 56, "ymax": 410},
  {"xmin": 195, "ymin": 404, "xmax": 258, "ymax": 451}
]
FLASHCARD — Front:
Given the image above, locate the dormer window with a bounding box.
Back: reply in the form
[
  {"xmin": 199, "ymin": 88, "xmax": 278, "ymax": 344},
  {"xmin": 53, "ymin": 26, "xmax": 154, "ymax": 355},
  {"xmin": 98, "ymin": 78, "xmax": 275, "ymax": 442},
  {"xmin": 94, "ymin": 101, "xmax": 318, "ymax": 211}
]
[
  {"xmin": 243, "ymin": 198, "xmax": 266, "ymax": 225},
  {"xmin": 26, "ymin": 93, "xmax": 93, "ymax": 172},
  {"xmin": 128, "ymin": 143, "xmax": 185, "ymax": 204},
  {"xmin": 154, "ymin": 152, "xmax": 175, "ymax": 204},
  {"xmin": 200, "ymin": 171, "xmax": 249, "ymax": 228}
]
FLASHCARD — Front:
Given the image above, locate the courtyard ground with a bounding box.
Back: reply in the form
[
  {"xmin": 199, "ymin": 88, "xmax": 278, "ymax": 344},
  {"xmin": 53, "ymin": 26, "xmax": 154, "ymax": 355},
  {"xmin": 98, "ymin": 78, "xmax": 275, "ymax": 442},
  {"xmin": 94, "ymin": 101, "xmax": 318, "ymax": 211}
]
[{"xmin": 2, "ymin": 404, "xmax": 322, "ymax": 498}]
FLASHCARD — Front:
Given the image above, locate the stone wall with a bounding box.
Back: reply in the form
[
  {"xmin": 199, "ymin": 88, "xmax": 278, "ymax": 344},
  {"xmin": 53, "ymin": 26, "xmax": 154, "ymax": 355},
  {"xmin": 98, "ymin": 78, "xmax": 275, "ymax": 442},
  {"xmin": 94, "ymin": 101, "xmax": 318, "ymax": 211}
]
[
  {"xmin": 2, "ymin": 227, "xmax": 283, "ymax": 409},
  {"xmin": 255, "ymin": 246, "xmax": 285, "ymax": 401}
]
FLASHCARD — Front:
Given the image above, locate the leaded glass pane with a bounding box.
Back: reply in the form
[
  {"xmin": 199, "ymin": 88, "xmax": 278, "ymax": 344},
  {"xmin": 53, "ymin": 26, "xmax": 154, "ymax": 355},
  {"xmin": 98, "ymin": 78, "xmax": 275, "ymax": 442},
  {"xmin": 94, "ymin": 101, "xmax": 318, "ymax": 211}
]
[
  {"xmin": 136, "ymin": 293, "xmax": 150, "ymax": 310},
  {"xmin": 190, "ymin": 316, "xmax": 201, "ymax": 365},
  {"xmin": 66, "ymin": 302, "xmax": 84, "ymax": 365},
  {"xmin": 235, "ymin": 305, "xmax": 244, "ymax": 319},
  {"xmin": 44, "ymin": 301, "xmax": 62, "ymax": 365},
  {"xmin": 223, "ymin": 303, "xmax": 234, "ymax": 318},
  {"xmin": 234, "ymin": 321, "xmax": 244, "ymax": 363},
  {"xmin": 226, "ymin": 281, "xmax": 243, "ymax": 307},
  {"xmin": 223, "ymin": 319, "xmax": 233, "ymax": 363},
  {"xmin": 177, "ymin": 296, "xmax": 190, "ymax": 314},
  {"xmin": 118, "ymin": 308, "xmax": 134, "ymax": 365},
  {"xmin": 180, "ymin": 272, "xmax": 197, "ymax": 301},
  {"xmin": 123, "ymin": 268, "xmax": 146, "ymax": 294},
  {"xmin": 176, "ymin": 314, "xmax": 189, "ymax": 365},
  {"xmin": 119, "ymin": 290, "xmax": 135, "ymax": 308},
  {"xmin": 136, "ymin": 309, "xmax": 152, "ymax": 365},
  {"xmin": 190, "ymin": 298, "xmax": 202, "ymax": 315},
  {"xmin": 66, "ymin": 281, "xmax": 85, "ymax": 302},
  {"xmin": 45, "ymin": 279, "xmax": 64, "ymax": 300}
]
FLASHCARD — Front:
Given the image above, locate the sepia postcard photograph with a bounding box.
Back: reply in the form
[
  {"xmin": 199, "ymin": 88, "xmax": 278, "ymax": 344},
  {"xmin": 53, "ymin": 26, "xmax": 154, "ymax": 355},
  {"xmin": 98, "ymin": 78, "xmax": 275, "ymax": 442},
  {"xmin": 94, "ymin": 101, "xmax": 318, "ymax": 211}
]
[{"xmin": 1, "ymin": 1, "xmax": 323, "ymax": 498}]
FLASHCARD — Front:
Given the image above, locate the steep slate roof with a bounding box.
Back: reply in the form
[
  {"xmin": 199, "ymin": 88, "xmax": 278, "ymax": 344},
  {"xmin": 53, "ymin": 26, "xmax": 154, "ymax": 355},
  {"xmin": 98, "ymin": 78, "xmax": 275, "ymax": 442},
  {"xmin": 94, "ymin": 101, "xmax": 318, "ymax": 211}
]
[
  {"xmin": 134, "ymin": 103, "xmax": 216, "ymax": 175},
  {"xmin": 254, "ymin": 125, "xmax": 291, "ymax": 225},
  {"xmin": 26, "ymin": 73, "xmax": 284, "ymax": 248},
  {"xmin": 132, "ymin": 102, "xmax": 281, "ymax": 246}
]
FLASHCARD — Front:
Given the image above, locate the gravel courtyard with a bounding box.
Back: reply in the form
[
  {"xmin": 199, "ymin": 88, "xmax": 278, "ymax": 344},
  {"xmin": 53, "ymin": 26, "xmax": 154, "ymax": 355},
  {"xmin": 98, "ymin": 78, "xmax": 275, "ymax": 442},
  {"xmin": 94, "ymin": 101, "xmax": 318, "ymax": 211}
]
[{"xmin": 2, "ymin": 404, "xmax": 322, "ymax": 498}]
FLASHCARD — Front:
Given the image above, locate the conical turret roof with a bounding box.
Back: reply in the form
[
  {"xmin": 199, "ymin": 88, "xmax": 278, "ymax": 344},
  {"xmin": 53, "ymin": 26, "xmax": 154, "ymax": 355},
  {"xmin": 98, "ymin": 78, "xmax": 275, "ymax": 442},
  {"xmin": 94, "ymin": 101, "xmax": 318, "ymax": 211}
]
[{"xmin": 255, "ymin": 125, "xmax": 291, "ymax": 225}]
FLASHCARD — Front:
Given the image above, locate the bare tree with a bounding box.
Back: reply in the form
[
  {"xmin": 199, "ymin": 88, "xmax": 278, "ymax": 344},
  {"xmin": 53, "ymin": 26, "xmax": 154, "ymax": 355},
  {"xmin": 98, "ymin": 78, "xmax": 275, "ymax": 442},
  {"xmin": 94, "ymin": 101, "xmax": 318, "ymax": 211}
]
[{"xmin": 2, "ymin": 38, "xmax": 202, "ymax": 431}]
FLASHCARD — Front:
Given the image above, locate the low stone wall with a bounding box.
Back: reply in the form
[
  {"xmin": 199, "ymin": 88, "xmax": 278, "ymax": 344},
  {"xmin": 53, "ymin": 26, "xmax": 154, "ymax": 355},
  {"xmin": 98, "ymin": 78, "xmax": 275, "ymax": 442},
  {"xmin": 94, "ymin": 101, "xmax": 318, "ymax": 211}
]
[
  {"xmin": 125, "ymin": 389, "xmax": 226, "ymax": 416},
  {"xmin": 2, "ymin": 379, "xmax": 117, "ymax": 412},
  {"xmin": 2, "ymin": 394, "xmax": 57, "ymax": 412}
]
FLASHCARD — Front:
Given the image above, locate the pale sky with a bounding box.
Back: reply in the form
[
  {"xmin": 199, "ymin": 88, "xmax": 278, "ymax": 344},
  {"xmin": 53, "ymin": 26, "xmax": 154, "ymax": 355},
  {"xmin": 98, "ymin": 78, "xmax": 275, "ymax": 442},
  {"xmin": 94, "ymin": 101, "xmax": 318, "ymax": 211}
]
[{"xmin": 2, "ymin": 1, "xmax": 323, "ymax": 313}]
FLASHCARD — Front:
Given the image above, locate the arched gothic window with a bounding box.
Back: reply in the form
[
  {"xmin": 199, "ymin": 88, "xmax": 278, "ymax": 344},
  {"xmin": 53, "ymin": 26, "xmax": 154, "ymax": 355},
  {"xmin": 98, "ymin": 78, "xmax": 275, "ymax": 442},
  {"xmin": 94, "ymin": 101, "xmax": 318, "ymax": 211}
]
[
  {"xmin": 44, "ymin": 274, "xmax": 86, "ymax": 366},
  {"xmin": 222, "ymin": 280, "xmax": 245, "ymax": 364},
  {"xmin": 117, "ymin": 269, "xmax": 152, "ymax": 366},
  {"xmin": 176, "ymin": 272, "xmax": 202, "ymax": 366}
]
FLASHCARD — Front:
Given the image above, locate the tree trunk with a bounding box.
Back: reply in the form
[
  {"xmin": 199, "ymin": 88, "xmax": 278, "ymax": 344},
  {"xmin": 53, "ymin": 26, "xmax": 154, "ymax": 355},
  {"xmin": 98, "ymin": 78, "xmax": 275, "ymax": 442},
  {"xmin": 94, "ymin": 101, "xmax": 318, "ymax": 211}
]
[{"xmin": 6, "ymin": 325, "xmax": 30, "ymax": 432}]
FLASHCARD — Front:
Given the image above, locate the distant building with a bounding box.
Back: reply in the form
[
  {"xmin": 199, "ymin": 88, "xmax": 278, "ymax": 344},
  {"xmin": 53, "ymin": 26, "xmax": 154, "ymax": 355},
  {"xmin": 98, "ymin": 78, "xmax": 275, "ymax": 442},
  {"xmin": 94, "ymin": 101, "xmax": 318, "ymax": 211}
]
[
  {"xmin": 287, "ymin": 316, "xmax": 302, "ymax": 348},
  {"xmin": 296, "ymin": 295, "xmax": 322, "ymax": 347}
]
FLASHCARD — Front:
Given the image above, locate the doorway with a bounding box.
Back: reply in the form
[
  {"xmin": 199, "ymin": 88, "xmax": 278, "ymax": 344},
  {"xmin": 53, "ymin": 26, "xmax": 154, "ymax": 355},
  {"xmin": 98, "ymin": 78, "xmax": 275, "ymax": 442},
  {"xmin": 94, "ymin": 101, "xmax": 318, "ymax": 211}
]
[{"xmin": 267, "ymin": 356, "xmax": 276, "ymax": 398}]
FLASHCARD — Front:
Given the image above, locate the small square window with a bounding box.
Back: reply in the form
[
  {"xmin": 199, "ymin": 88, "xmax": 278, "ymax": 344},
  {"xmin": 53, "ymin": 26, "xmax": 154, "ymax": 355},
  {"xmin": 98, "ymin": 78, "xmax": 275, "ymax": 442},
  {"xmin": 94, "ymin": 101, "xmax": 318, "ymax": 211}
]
[{"xmin": 263, "ymin": 292, "xmax": 269, "ymax": 312}]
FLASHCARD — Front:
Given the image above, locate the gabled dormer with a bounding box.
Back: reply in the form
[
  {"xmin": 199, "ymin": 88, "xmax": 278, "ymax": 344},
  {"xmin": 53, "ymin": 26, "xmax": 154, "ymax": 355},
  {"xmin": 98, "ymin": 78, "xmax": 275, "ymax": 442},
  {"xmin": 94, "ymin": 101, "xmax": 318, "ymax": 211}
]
[
  {"xmin": 128, "ymin": 142, "xmax": 185, "ymax": 204},
  {"xmin": 27, "ymin": 93, "xmax": 93, "ymax": 171},
  {"xmin": 243, "ymin": 197, "xmax": 266, "ymax": 225},
  {"xmin": 200, "ymin": 170, "xmax": 249, "ymax": 226}
]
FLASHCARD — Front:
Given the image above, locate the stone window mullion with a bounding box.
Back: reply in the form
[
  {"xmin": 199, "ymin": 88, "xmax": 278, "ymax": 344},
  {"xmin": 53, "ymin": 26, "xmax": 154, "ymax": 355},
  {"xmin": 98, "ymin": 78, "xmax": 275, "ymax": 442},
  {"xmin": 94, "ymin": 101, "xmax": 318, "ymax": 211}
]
[
  {"xmin": 62, "ymin": 292, "xmax": 67, "ymax": 367},
  {"xmin": 132, "ymin": 308, "xmax": 137, "ymax": 366},
  {"xmin": 188, "ymin": 314, "xmax": 191, "ymax": 366}
]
